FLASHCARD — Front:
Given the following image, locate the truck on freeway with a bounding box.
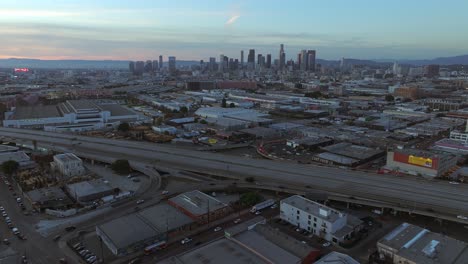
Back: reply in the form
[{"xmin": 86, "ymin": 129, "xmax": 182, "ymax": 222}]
[{"xmin": 250, "ymin": 199, "xmax": 275, "ymax": 213}]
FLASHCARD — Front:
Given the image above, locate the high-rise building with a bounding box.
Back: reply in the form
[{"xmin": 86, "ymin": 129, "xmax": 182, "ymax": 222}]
[
  {"xmin": 159, "ymin": 55, "xmax": 163, "ymax": 69},
  {"xmin": 279, "ymin": 44, "xmax": 286, "ymax": 70},
  {"xmin": 297, "ymin": 53, "xmax": 302, "ymax": 70},
  {"xmin": 219, "ymin": 54, "xmax": 225, "ymax": 72},
  {"xmin": 153, "ymin": 60, "xmax": 159, "ymax": 72},
  {"xmin": 300, "ymin": 50, "xmax": 308, "ymax": 71},
  {"xmin": 307, "ymin": 50, "xmax": 316, "ymax": 72},
  {"xmin": 266, "ymin": 54, "xmax": 272, "ymax": 68},
  {"xmin": 240, "ymin": 50, "xmax": 244, "ymax": 66},
  {"xmin": 259, "ymin": 55, "xmax": 265, "ymax": 68},
  {"xmin": 129, "ymin": 61, "xmax": 135, "ymax": 74},
  {"xmin": 144, "ymin": 60, "xmax": 153, "ymax": 73},
  {"xmin": 135, "ymin": 61, "xmax": 145, "ymax": 75},
  {"xmin": 425, "ymin": 64, "xmax": 440, "ymax": 78},
  {"xmin": 257, "ymin": 54, "xmax": 262, "ymax": 65},
  {"xmin": 247, "ymin": 49, "xmax": 255, "ymax": 70},
  {"xmin": 168, "ymin": 56, "xmax": 176, "ymax": 73},
  {"xmin": 209, "ymin": 57, "xmax": 216, "ymax": 72}
]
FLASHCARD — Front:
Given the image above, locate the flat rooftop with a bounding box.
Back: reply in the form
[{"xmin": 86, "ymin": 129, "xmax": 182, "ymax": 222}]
[
  {"xmin": 66, "ymin": 180, "xmax": 112, "ymax": 198},
  {"xmin": 322, "ymin": 142, "xmax": 384, "ymax": 160},
  {"xmin": 97, "ymin": 214, "xmax": 161, "ymax": 250},
  {"xmin": 169, "ymin": 190, "xmax": 227, "ymax": 217},
  {"xmin": 137, "ymin": 203, "xmax": 194, "ymax": 231},
  {"xmin": 314, "ymin": 252, "xmax": 360, "ymax": 264},
  {"xmin": 14, "ymin": 105, "xmax": 61, "ymax": 119},
  {"xmin": 378, "ymin": 222, "xmax": 468, "ymax": 264},
  {"xmin": 281, "ymin": 195, "xmax": 344, "ymax": 223},
  {"xmin": 0, "ymin": 151, "xmax": 31, "ymax": 164},
  {"xmin": 158, "ymin": 238, "xmax": 270, "ymax": 264},
  {"xmin": 54, "ymin": 153, "xmax": 82, "ymax": 163},
  {"xmin": 98, "ymin": 103, "xmax": 136, "ymax": 116}
]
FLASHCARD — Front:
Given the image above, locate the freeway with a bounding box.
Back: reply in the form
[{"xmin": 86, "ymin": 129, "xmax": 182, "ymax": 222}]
[{"xmin": 1, "ymin": 127, "xmax": 468, "ymax": 221}]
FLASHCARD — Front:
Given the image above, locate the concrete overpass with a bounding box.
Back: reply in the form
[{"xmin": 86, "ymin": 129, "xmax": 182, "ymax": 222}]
[{"xmin": 1, "ymin": 127, "xmax": 468, "ymax": 224}]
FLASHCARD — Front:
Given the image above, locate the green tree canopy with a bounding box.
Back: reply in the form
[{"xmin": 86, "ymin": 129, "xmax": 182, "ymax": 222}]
[
  {"xmin": 111, "ymin": 159, "xmax": 132, "ymax": 175},
  {"xmin": 117, "ymin": 122, "xmax": 130, "ymax": 132},
  {"xmin": 1, "ymin": 160, "xmax": 19, "ymax": 175},
  {"xmin": 221, "ymin": 98, "xmax": 227, "ymax": 108},
  {"xmin": 385, "ymin": 94, "xmax": 395, "ymax": 102},
  {"xmin": 240, "ymin": 192, "xmax": 262, "ymax": 206}
]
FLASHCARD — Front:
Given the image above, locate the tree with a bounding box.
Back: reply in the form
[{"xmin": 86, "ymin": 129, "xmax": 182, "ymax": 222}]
[
  {"xmin": 385, "ymin": 94, "xmax": 395, "ymax": 102},
  {"xmin": 1, "ymin": 160, "xmax": 19, "ymax": 176},
  {"xmin": 155, "ymin": 116, "xmax": 163, "ymax": 126},
  {"xmin": 180, "ymin": 106, "xmax": 188, "ymax": 116},
  {"xmin": 305, "ymin": 91, "xmax": 323, "ymax": 99},
  {"xmin": 245, "ymin": 176, "xmax": 255, "ymax": 183},
  {"xmin": 117, "ymin": 122, "xmax": 130, "ymax": 132},
  {"xmin": 240, "ymin": 192, "xmax": 262, "ymax": 206},
  {"xmin": 111, "ymin": 159, "xmax": 131, "ymax": 175},
  {"xmin": 200, "ymin": 119, "xmax": 208, "ymax": 124},
  {"xmin": 229, "ymin": 103, "xmax": 235, "ymax": 108},
  {"xmin": 221, "ymin": 98, "xmax": 227, "ymax": 108}
]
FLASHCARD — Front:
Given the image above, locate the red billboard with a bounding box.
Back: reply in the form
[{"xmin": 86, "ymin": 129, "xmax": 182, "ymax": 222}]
[{"xmin": 14, "ymin": 68, "xmax": 29, "ymax": 72}]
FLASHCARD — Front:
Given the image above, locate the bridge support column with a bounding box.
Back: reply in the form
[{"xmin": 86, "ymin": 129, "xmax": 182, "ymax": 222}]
[{"xmin": 347, "ymin": 202, "xmax": 350, "ymax": 209}]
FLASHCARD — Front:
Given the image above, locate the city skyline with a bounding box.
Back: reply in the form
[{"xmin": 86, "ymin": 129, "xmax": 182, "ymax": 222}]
[{"xmin": 1, "ymin": 0, "xmax": 468, "ymax": 61}]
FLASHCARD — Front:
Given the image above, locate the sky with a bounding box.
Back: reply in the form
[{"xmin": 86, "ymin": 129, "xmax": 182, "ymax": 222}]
[{"xmin": 1, "ymin": 0, "xmax": 468, "ymax": 61}]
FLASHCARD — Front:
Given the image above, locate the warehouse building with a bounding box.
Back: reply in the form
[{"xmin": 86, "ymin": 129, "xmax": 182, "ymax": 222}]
[
  {"xmin": 314, "ymin": 252, "xmax": 359, "ymax": 264},
  {"xmin": 377, "ymin": 222, "xmax": 468, "ymax": 264},
  {"xmin": 385, "ymin": 148, "xmax": 457, "ymax": 178},
  {"xmin": 280, "ymin": 195, "xmax": 362, "ymax": 244},
  {"xmin": 66, "ymin": 179, "xmax": 115, "ymax": 203},
  {"xmin": 168, "ymin": 190, "xmax": 230, "ymax": 223},
  {"xmin": 26, "ymin": 186, "xmax": 73, "ymax": 210},
  {"xmin": 3, "ymin": 99, "xmax": 140, "ymax": 131},
  {"xmin": 96, "ymin": 203, "xmax": 194, "ymax": 256},
  {"xmin": 313, "ymin": 142, "xmax": 384, "ymax": 167},
  {"xmin": 0, "ymin": 151, "xmax": 35, "ymax": 168},
  {"xmin": 160, "ymin": 217, "xmax": 320, "ymax": 264}
]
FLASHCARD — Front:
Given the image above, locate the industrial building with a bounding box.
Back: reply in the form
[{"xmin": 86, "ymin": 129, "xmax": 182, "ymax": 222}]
[
  {"xmin": 160, "ymin": 217, "xmax": 320, "ymax": 264},
  {"xmin": 25, "ymin": 186, "xmax": 73, "ymax": 210},
  {"xmin": 3, "ymin": 99, "xmax": 140, "ymax": 131},
  {"xmin": 66, "ymin": 179, "xmax": 115, "ymax": 203},
  {"xmin": 314, "ymin": 252, "xmax": 359, "ymax": 264},
  {"xmin": 96, "ymin": 203, "xmax": 194, "ymax": 256},
  {"xmin": 0, "ymin": 151, "xmax": 35, "ymax": 168},
  {"xmin": 51, "ymin": 153, "xmax": 85, "ymax": 178},
  {"xmin": 195, "ymin": 107, "xmax": 272, "ymax": 126},
  {"xmin": 385, "ymin": 148, "xmax": 457, "ymax": 178},
  {"xmin": 313, "ymin": 142, "xmax": 384, "ymax": 167},
  {"xmin": 280, "ymin": 195, "xmax": 362, "ymax": 244},
  {"xmin": 377, "ymin": 222, "xmax": 468, "ymax": 264},
  {"xmin": 168, "ymin": 190, "xmax": 230, "ymax": 223}
]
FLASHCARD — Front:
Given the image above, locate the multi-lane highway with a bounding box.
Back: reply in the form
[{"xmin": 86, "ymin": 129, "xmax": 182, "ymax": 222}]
[{"xmin": 1, "ymin": 127, "xmax": 468, "ymax": 222}]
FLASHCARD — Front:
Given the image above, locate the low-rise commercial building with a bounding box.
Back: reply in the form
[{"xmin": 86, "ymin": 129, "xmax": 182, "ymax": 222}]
[
  {"xmin": 314, "ymin": 252, "xmax": 359, "ymax": 264},
  {"xmin": 0, "ymin": 151, "xmax": 35, "ymax": 168},
  {"xmin": 66, "ymin": 179, "xmax": 114, "ymax": 203},
  {"xmin": 168, "ymin": 190, "xmax": 229, "ymax": 223},
  {"xmin": 25, "ymin": 186, "xmax": 73, "ymax": 210},
  {"xmin": 386, "ymin": 148, "xmax": 457, "ymax": 178},
  {"xmin": 280, "ymin": 195, "xmax": 362, "ymax": 244},
  {"xmin": 96, "ymin": 202, "xmax": 194, "ymax": 256},
  {"xmin": 51, "ymin": 153, "xmax": 85, "ymax": 178},
  {"xmin": 377, "ymin": 222, "xmax": 468, "ymax": 264}
]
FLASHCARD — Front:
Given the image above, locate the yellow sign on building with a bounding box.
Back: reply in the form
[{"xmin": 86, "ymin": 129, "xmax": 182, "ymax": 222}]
[{"xmin": 408, "ymin": 155, "xmax": 432, "ymax": 167}]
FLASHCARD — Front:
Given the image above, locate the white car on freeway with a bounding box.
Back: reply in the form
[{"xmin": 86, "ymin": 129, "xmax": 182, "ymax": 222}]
[
  {"xmin": 457, "ymin": 215, "xmax": 468, "ymax": 220},
  {"xmin": 181, "ymin": 238, "xmax": 192, "ymax": 244}
]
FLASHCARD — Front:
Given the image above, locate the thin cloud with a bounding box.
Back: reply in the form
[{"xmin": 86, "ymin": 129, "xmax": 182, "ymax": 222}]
[{"xmin": 225, "ymin": 15, "xmax": 240, "ymax": 26}]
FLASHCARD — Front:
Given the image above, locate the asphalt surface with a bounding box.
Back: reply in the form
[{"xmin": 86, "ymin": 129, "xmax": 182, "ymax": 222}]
[
  {"xmin": 0, "ymin": 174, "xmax": 67, "ymax": 264},
  {"xmin": 1, "ymin": 127, "xmax": 468, "ymax": 220}
]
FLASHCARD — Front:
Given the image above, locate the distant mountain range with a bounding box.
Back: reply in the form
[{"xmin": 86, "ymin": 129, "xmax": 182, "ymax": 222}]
[
  {"xmin": 375, "ymin": 55, "xmax": 468, "ymax": 66},
  {"xmin": 1, "ymin": 55, "xmax": 467, "ymax": 69}
]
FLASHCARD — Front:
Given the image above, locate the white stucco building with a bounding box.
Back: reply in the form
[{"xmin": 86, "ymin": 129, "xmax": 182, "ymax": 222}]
[
  {"xmin": 52, "ymin": 153, "xmax": 85, "ymax": 177},
  {"xmin": 280, "ymin": 195, "xmax": 362, "ymax": 244}
]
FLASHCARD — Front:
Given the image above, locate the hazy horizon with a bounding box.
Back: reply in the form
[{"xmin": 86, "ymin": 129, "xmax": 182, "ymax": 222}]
[{"xmin": 2, "ymin": 0, "xmax": 468, "ymax": 61}]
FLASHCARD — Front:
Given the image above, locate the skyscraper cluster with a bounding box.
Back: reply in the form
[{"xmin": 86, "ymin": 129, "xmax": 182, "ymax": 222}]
[{"xmin": 128, "ymin": 55, "xmax": 176, "ymax": 75}]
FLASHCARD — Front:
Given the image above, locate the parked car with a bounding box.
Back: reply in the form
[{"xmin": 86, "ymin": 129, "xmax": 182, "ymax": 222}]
[
  {"xmin": 322, "ymin": 242, "xmax": 331, "ymax": 247},
  {"xmin": 457, "ymin": 215, "xmax": 468, "ymax": 220},
  {"xmin": 3, "ymin": 239, "xmax": 9, "ymax": 245},
  {"xmin": 233, "ymin": 218, "xmax": 241, "ymax": 224},
  {"xmin": 0, "ymin": 206, "xmax": 5, "ymax": 211},
  {"xmin": 12, "ymin": 227, "xmax": 19, "ymax": 235},
  {"xmin": 213, "ymin": 226, "xmax": 222, "ymax": 232},
  {"xmin": 449, "ymin": 181, "xmax": 460, "ymax": 185},
  {"xmin": 181, "ymin": 237, "xmax": 192, "ymax": 244},
  {"xmin": 162, "ymin": 190, "xmax": 169, "ymax": 195},
  {"xmin": 2, "ymin": 212, "xmax": 7, "ymax": 217},
  {"xmin": 65, "ymin": 226, "xmax": 76, "ymax": 232}
]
